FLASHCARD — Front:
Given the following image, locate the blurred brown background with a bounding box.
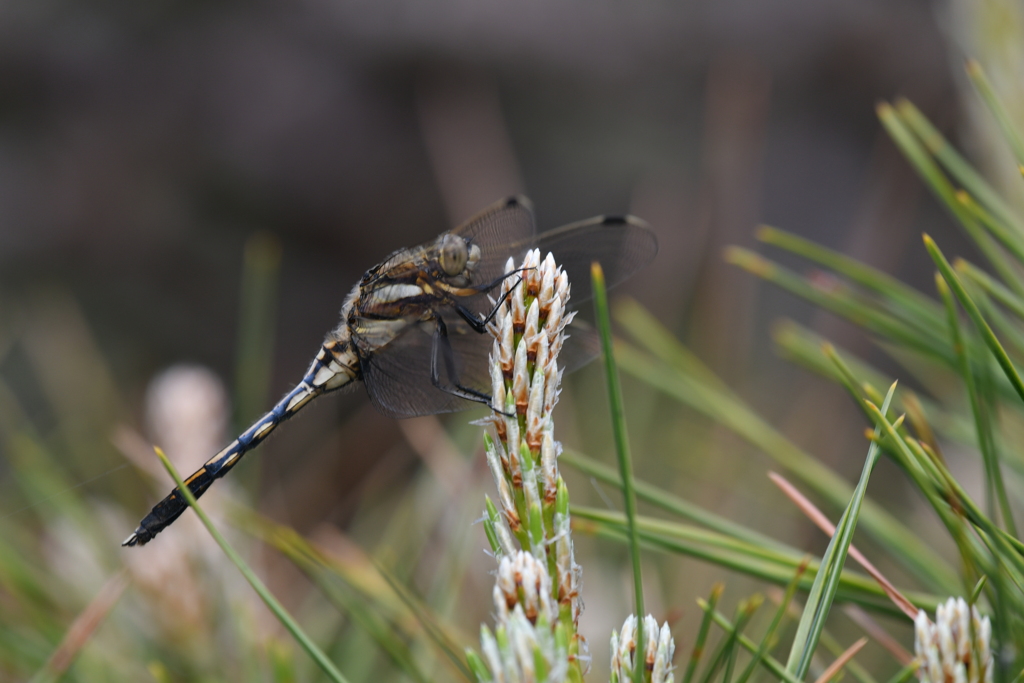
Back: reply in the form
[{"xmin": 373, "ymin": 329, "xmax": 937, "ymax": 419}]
[{"xmin": 0, "ymin": 0, "xmax": 995, "ymax": 678}]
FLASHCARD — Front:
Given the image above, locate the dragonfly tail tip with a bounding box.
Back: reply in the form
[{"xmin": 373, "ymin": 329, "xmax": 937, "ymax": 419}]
[{"xmin": 122, "ymin": 531, "xmax": 142, "ymax": 547}]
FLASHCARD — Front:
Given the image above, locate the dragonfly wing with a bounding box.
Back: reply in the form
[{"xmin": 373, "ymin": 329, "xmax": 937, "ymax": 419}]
[
  {"xmin": 558, "ymin": 318, "xmax": 602, "ymax": 374},
  {"xmin": 356, "ymin": 312, "xmax": 494, "ymax": 418},
  {"xmin": 531, "ymin": 215, "xmax": 657, "ymax": 308},
  {"xmin": 450, "ymin": 195, "xmax": 537, "ymax": 291}
]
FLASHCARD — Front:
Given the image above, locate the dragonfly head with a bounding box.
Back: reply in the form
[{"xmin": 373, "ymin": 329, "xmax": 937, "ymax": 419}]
[{"xmin": 437, "ymin": 233, "xmax": 481, "ymax": 279}]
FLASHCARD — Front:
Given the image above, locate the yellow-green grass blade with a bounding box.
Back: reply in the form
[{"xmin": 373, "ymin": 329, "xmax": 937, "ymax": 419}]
[
  {"xmin": 614, "ymin": 297, "xmax": 734, "ymax": 393},
  {"xmin": 896, "ymin": 97, "xmax": 1024, "ymax": 245},
  {"xmin": 697, "ymin": 599, "xmax": 803, "ymax": 683},
  {"xmin": 592, "ymin": 261, "xmax": 645, "ymax": 683},
  {"xmin": 958, "ymin": 259, "xmax": 1024, "ymax": 322},
  {"xmin": 771, "ymin": 320, "xmax": 975, "ymax": 445},
  {"xmin": 865, "ymin": 402, "xmax": 1024, "ymax": 594},
  {"xmin": 885, "ymin": 660, "xmax": 921, "ymax": 683},
  {"xmin": 683, "ymin": 584, "xmax": 724, "ymax": 683},
  {"xmin": 879, "ymin": 102, "xmax": 1024, "ymax": 296},
  {"xmin": 937, "ymin": 273, "xmax": 1017, "ymax": 535},
  {"xmin": 861, "ymin": 407, "xmax": 997, "ymax": 591},
  {"xmin": 966, "ymin": 60, "xmax": 1024, "ymax": 169},
  {"xmin": 376, "ymin": 562, "xmax": 477, "ymax": 683},
  {"xmin": 953, "ymin": 189, "xmax": 1024, "ymax": 267},
  {"xmin": 293, "ymin": 559, "xmax": 432, "ymax": 683},
  {"xmin": 612, "ymin": 339, "xmax": 960, "ymax": 594},
  {"xmin": 572, "ymin": 506, "xmax": 802, "ymax": 568},
  {"xmin": 965, "ymin": 277, "xmax": 1024, "ymax": 359},
  {"xmin": 756, "ymin": 225, "xmax": 946, "ymax": 333},
  {"xmin": 572, "ymin": 507, "xmax": 941, "ymax": 617},
  {"xmin": 560, "ymin": 448, "xmax": 795, "ymax": 554},
  {"xmin": 927, "ymin": 235, "xmax": 1024, "ymax": 410},
  {"xmin": 734, "ymin": 562, "xmax": 807, "ymax": 683},
  {"xmin": 153, "ymin": 448, "xmax": 351, "ymax": 683},
  {"xmin": 726, "ymin": 246, "xmax": 956, "ymax": 364},
  {"xmin": 698, "ymin": 596, "xmax": 762, "ymax": 683},
  {"xmin": 724, "ymin": 249, "xmax": 1019, "ymax": 411},
  {"xmin": 786, "ymin": 383, "xmax": 896, "ymax": 679},
  {"xmin": 238, "ymin": 510, "xmax": 471, "ymax": 682}
]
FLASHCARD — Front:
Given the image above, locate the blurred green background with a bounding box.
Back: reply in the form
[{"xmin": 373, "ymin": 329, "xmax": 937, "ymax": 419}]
[{"xmin": 2, "ymin": 1, "xmax": 1022, "ymax": 681}]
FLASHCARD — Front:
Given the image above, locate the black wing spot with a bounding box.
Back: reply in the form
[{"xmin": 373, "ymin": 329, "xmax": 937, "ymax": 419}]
[
  {"xmin": 601, "ymin": 215, "xmax": 629, "ymax": 225},
  {"xmin": 503, "ymin": 195, "xmax": 533, "ymax": 211}
]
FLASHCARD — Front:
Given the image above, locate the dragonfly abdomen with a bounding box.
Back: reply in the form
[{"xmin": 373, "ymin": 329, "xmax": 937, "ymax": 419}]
[{"xmin": 122, "ymin": 340, "xmax": 360, "ymax": 547}]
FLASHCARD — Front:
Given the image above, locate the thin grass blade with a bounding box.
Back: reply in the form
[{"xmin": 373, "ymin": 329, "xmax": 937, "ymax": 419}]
[
  {"xmin": 927, "ymin": 234, "xmax": 1024, "ymax": 410},
  {"xmin": 592, "ymin": 261, "xmax": 644, "ymax": 683},
  {"xmin": 152, "ymin": 447, "xmax": 351, "ymax": 683},
  {"xmin": 936, "ymin": 272, "xmax": 1017, "ymax": 535},
  {"xmin": 812, "ymin": 638, "xmax": 868, "ymax": 683},
  {"xmin": 768, "ymin": 472, "xmax": 918, "ymax": 619},
  {"xmin": 698, "ymin": 597, "xmax": 763, "ymax": 683},
  {"xmin": 966, "ymin": 60, "xmax": 1024, "ymax": 168},
  {"xmin": 561, "ymin": 448, "xmax": 794, "ymax": 553},
  {"xmin": 28, "ymin": 570, "xmax": 129, "ymax": 683},
  {"xmin": 734, "ymin": 561, "xmax": 809, "ymax": 683},
  {"xmin": 698, "ymin": 599, "xmax": 803, "ymax": 683},
  {"xmin": 785, "ymin": 383, "xmax": 897, "ymax": 679},
  {"xmin": 683, "ymin": 584, "xmax": 724, "ymax": 683},
  {"xmin": 613, "ymin": 340, "xmax": 959, "ymax": 593}
]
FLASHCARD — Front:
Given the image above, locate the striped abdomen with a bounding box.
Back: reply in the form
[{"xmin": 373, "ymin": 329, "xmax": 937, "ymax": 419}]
[{"xmin": 122, "ymin": 339, "xmax": 359, "ymax": 546}]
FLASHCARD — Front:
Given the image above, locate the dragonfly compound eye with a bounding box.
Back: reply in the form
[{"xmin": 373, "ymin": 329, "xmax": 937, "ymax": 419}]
[{"xmin": 438, "ymin": 233, "xmax": 469, "ymax": 276}]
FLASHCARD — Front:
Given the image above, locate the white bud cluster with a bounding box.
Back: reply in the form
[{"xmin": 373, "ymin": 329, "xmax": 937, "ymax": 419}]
[
  {"xmin": 482, "ymin": 249, "xmax": 581, "ymax": 624},
  {"xmin": 477, "ymin": 551, "xmax": 569, "ymax": 683},
  {"xmin": 473, "ymin": 250, "xmax": 585, "ymax": 683},
  {"xmin": 494, "ymin": 551, "xmax": 559, "ymax": 627},
  {"xmin": 479, "ymin": 606, "xmax": 568, "ymax": 683},
  {"xmin": 915, "ymin": 599, "xmax": 992, "ymax": 683},
  {"xmin": 610, "ymin": 615, "xmax": 676, "ymax": 683}
]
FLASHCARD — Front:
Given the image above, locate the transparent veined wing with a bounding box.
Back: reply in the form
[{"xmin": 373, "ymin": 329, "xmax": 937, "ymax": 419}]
[
  {"xmin": 450, "ymin": 195, "xmax": 537, "ymax": 291},
  {"xmin": 448, "ymin": 197, "xmax": 657, "ymax": 313},
  {"xmin": 515, "ymin": 215, "xmax": 657, "ymax": 376},
  {"xmin": 356, "ymin": 311, "xmax": 495, "ymax": 418},
  {"xmin": 530, "ymin": 215, "xmax": 657, "ymax": 308}
]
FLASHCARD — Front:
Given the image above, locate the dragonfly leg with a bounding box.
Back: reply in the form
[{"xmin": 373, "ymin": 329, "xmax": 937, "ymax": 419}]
[
  {"xmin": 471, "ymin": 266, "xmax": 529, "ymax": 295},
  {"xmin": 429, "ymin": 317, "xmax": 499, "ymax": 407},
  {"xmin": 455, "ymin": 272, "xmax": 525, "ymax": 333}
]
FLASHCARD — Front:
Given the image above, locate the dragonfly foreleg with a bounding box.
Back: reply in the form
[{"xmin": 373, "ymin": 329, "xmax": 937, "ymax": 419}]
[
  {"xmin": 455, "ymin": 271, "xmax": 525, "ymax": 333},
  {"xmin": 429, "ymin": 317, "xmax": 497, "ymax": 407}
]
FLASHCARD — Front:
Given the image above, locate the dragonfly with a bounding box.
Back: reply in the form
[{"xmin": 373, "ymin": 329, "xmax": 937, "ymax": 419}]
[{"xmin": 123, "ymin": 196, "xmax": 657, "ymax": 546}]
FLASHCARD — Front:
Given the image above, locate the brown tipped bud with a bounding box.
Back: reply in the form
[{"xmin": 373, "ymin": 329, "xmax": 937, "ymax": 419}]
[
  {"xmin": 556, "ymin": 271, "xmax": 569, "ymax": 303},
  {"xmin": 541, "ymin": 429, "xmax": 558, "ymax": 504},
  {"xmin": 546, "ymin": 296, "xmax": 564, "ymax": 339},
  {"xmin": 534, "ymin": 332, "xmax": 550, "ymax": 378},
  {"xmin": 524, "ymin": 300, "xmax": 540, "ymax": 362},
  {"xmin": 526, "ymin": 369, "xmax": 545, "ymax": 453},
  {"xmin": 498, "ymin": 478, "xmax": 519, "ymax": 531},
  {"xmin": 512, "ymin": 271, "xmax": 526, "ymax": 335},
  {"xmin": 513, "ymin": 339, "xmax": 529, "ymax": 416},
  {"xmin": 490, "ymin": 341, "xmax": 506, "ymax": 412},
  {"xmin": 494, "ymin": 551, "xmax": 557, "ymax": 626},
  {"xmin": 498, "ymin": 312, "xmax": 514, "ymax": 379},
  {"xmin": 523, "ymin": 249, "xmax": 541, "ymax": 298},
  {"xmin": 538, "ymin": 254, "xmax": 556, "ymax": 311},
  {"xmin": 544, "ymin": 364, "xmax": 561, "ymax": 415}
]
